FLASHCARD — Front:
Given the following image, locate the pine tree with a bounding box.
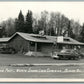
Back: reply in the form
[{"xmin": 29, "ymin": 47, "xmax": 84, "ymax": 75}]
[
  {"xmin": 25, "ymin": 10, "xmax": 33, "ymax": 33},
  {"xmin": 51, "ymin": 27, "xmax": 55, "ymax": 36},
  {"xmin": 15, "ymin": 18, "xmax": 18, "ymax": 32},
  {"xmin": 0, "ymin": 26, "xmax": 6, "ymax": 38},
  {"xmin": 80, "ymin": 23, "xmax": 84, "ymax": 42},
  {"xmin": 15, "ymin": 10, "xmax": 24, "ymax": 32},
  {"xmin": 67, "ymin": 20, "xmax": 75, "ymax": 38}
]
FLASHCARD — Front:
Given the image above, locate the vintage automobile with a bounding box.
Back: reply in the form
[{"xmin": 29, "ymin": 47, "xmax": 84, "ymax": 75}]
[{"xmin": 51, "ymin": 49, "xmax": 81, "ymax": 60}]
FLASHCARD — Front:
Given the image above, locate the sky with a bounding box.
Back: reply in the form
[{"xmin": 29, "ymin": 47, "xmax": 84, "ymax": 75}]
[{"xmin": 0, "ymin": 1, "xmax": 84, "ymax": 24}]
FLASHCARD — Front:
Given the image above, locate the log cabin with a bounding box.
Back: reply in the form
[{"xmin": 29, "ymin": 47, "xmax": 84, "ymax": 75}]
[{"xmin": 6, "ymin": 32, "xmax": 84, "ymax": 55}]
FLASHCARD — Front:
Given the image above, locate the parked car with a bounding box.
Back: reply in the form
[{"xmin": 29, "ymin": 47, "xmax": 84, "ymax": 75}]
[{"xmin": 51, "ymin": 49, "xmax": 81, "ymax": 60}]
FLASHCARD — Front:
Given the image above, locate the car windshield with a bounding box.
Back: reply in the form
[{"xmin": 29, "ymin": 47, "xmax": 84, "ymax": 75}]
[
  {"xmin": 61, "ymin": 49, "xmax": 72, "ymax": 53},
  {"xmin": 53, "ymin": 52, "xmax": 57, "ymax": 55}
]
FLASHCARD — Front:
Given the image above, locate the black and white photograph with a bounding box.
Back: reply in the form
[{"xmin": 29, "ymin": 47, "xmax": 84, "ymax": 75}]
[{"xmin": 0, "ymin": 1, "xmax": 84, "ymax": 82}]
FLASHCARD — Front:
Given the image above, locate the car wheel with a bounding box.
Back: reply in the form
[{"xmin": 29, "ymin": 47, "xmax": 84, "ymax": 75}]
[
  {"xmin": 53, "ymin": 58, "xmax": 57, "ymax": 60},
  {"xmin": 73, "ymin": 57, "xmax": 76, "ymax": 60},
  {"xmin": 58, "ymin": 57, "xmax": 61, "ymax": 60},
  {"xmin": 68, "ymin": 58, "xmax": 72, "ymax": 60}
]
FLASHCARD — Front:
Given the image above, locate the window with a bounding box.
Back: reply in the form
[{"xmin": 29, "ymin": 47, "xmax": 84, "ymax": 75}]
[
  {"xmin": 64, "ymin": 38, "xmax": 70, "ymax": 42},
  {"xmin": 30, "ymin": 42, "xmax": 35, "ymax": 46},
  {"xmin": 58, "ymin": 44, "xmax": 63, "ymax": 49}
]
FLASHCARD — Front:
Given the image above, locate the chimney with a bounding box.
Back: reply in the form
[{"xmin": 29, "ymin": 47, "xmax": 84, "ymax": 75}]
[
  {"xmin": 39, "ymin": 30, "xmax": 44, "ymax": 36},
  {"xmin": 57, "ymin": 36, "xmax": 63, "ymax": 42}
]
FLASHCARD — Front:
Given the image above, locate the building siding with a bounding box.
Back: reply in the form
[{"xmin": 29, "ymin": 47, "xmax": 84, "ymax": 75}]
[
  {"xmin": 7, "ymin": 33, "xmax": 84, "ymax": 54},
  {"xmin": 38, "ymin": 43, "xmax": 53, "ymax": 53},
  {"xmin": 8, "ymin": 35, "xmax": 29, "ymax": 52}
]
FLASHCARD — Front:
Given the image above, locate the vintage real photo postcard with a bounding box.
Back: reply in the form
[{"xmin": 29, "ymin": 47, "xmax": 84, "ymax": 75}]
[{"xmin": 0, "ymin": 1, "xmax": 84, "ymax": 82}]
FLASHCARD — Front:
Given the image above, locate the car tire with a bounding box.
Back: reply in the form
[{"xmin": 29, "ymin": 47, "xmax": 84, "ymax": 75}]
[
  {"xmin": 53, "ymin": 58, "xmax": 57, "ymax": 60},
  {"xmin": 73, "ymin": 57, "xmax": 76, "ymax": 60},
  {"xmin": 58, "ymin": 57, "xmax": 61, "ymax": 60},
  {"xmin": 68, "ymin": 58, "xmax": 71, "ymax": 60}
]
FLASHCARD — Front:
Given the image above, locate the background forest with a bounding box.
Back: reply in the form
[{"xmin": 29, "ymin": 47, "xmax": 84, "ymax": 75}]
[{"xmin": 0, "ymin": 10, "xmax": 84, "ymax": 42}]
